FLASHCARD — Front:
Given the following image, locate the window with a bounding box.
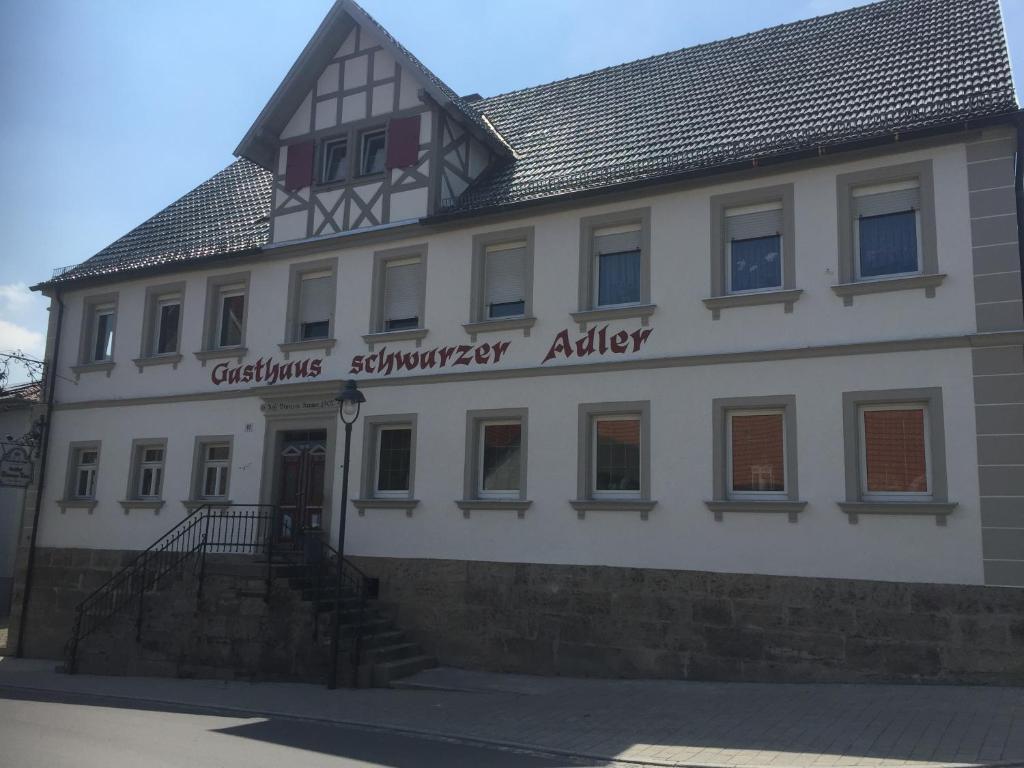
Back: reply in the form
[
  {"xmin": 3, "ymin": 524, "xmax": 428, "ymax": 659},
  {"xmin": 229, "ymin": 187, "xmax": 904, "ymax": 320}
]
[
  {"xmin": 201, "ymin": 273, "xmax": 250, "ymax": 354},
  {"xmin": 462, "ymin": 409, "xmax": 529, "ymax": 504},
  {"xmin": 375, "ymin": 426, "xmax": 412, "ymax": 497},
  {"xmin": 727, "ymin": 410, "xmax": 786, "ymax": 498},
  {"xmin": 359, "ymin": 129, "xmax": 386, "ymax": 176},
  {"xmin": 840, "ymin": 388, "xmax": 953, "ymax": 521},
  {"xmin": 577, "ymin": 209, "xmax": 652, "ymax": 319},
  {"xmin": 71, "ymin": 446, "xmax": 99, "ymax": 499},
  {"xmin": 479, "ymin": 422, "xmax": 522, "ymax": 497},
  {"xmin": 467, "ymin": 228, "xmax": 535, "ymax": 334},
  {"xmin": 835, "ymin": 161, "xmax": 939, "ymax": 302},
  {"xmin": 368, "ymin": 246, "xmax": 429, "ymax": 337},
  {"xmin": 321, "ymin": 138, "xmax": 347, "ymax": 184},
  {"xmin": 154, "ymin": 296, "xmax": 181, "ymax": 354},
  {"xmin": 593, "ymin": 414, "xmax": 641, "ymax": 497},
  {"xmin": 708, "ymin": 395, "xmax": 802, "ymax": 518},
  {"xmin": 859, "ymin": 404, "xmax": 930, "ymax": 499},
  {"xmin": 484, "ymin": 243, "xmax": 527, "ymax": 319},
  {"xmin": 853, "ymin": 181, "xmax": 921, "ymax": 280},
  {"xmin": 725, "ymin": 203, "xmax": 783, "ymax": 293},
  {"xmin": 594, "ymin": 225, "xmax": 642, "ymax": 307},
  {"xmin": 217, "ymin": 287, "xmax": 245, "ymax": 348},
  {"xmin": 200, "ymin": 442, "xmax": 231, "ymax": 499},
  {"xmin": 298, "ymin": 270, "xmax": 333, "ymax": 340},
  {"xmin": 92, "ymin": 305, "xmax": 115, "ymax": 362},
  {"xmin": 129, "ymin": 441, "xmax": 166, "ymax": 500},
  {"xmin": 357, "ymin": 415, "xmax": 419, "ymax": 509}
]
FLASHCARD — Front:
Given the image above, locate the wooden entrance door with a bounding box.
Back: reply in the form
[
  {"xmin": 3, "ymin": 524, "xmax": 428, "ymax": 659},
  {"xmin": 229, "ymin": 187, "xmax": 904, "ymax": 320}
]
[{"xmin": 277, "ymin": 430, "xmax": 327, "ymax": 540}]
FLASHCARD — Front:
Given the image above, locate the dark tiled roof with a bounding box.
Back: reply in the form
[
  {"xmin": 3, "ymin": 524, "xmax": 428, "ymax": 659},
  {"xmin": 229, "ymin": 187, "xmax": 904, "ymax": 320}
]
[
  {"xmin": 0, "ymin": 380, "xmax": 42, "ymax": 404},
  {"xmin": 451, "ymin": 0, "xmax": 1017, "ymax": 212},
  {"xmin": 45, "ymin": 0, "xmax": 1016, "ymax": 286},
  {"xmin": 47, "ymin": 159, "xmax": 271, "ymax": 285}
]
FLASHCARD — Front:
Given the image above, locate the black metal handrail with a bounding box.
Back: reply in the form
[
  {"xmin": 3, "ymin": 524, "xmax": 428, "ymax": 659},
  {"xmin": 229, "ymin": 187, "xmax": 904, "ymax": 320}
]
[
  {"xmin": 289, "ymin": 523, "xmax": 369, "ymax": 686},
  {"xmin": 64, "ymin": 503, "xmax": 277, "ymax": 674}
]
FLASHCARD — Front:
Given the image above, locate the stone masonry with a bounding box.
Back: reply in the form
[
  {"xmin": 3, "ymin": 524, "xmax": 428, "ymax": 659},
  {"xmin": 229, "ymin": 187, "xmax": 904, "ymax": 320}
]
[{"xmin": 352, "ymin": 556, "xmax": 1024, "ymax": 685}]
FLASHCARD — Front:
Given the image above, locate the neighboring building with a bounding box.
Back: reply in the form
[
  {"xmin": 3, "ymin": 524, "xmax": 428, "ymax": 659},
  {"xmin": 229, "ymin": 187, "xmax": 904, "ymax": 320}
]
[
  {"xmin": 12, "ymin": 0, "xmax": 1024, "ymax": 683},
  {"xmin": 0, "ymin": 382, "xmax": 41, "ymax": 617}
]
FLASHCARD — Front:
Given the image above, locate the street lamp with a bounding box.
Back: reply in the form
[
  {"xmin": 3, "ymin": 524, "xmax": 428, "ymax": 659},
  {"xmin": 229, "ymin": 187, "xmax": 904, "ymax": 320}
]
[{"xmin": 329, "ymin": 379, "xmax": 365, "ymax": 689}]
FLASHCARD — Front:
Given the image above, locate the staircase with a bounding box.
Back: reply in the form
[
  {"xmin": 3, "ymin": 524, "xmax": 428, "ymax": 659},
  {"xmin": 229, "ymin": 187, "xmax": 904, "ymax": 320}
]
[{"xmin": 64, "ymin": 504, "xmax": 434, "ymax": 687}]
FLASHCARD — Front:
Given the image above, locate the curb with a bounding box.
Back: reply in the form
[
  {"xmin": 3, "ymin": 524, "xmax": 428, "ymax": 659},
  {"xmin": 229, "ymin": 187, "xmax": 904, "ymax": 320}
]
[{"xmin": 3, "ymin": 680, "xmax": 1024, "ymax": 768}]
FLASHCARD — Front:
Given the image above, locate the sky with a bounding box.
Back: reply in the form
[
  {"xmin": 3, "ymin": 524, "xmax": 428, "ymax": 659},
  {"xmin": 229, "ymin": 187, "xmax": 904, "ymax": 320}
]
[{"xmin": 1, "ymin": 0, "xmax": 1023, "ymax": 381}]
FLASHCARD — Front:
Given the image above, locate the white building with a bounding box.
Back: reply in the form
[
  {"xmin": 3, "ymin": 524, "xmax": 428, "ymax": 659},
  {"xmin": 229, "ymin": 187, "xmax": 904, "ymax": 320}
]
[{"xmin": 11, "ymin": 0, "xmax": 1024, "ymax": 683}]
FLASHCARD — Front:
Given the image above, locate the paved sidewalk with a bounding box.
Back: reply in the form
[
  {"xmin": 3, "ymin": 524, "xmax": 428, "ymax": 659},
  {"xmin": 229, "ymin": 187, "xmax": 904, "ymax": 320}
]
[{"xmin": 2, "ymin": 659, "xmax": 1024, "ymax": 768}]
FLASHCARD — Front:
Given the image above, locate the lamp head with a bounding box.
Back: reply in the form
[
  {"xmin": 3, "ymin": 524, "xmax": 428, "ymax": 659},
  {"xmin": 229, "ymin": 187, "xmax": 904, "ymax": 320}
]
[{"xmin": 336, "ymin": 379, "xmax": 366, "ymax": 424}]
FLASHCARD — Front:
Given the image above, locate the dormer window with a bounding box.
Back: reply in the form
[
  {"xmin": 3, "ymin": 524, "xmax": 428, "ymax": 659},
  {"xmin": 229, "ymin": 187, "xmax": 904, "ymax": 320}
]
[
  {"xmin": 321, "ymin": 138, "xmax": 347, "ymax": 184},
  {"xmin": 359, "ymin": 129, "xmax": 386, "ymax": 176}
]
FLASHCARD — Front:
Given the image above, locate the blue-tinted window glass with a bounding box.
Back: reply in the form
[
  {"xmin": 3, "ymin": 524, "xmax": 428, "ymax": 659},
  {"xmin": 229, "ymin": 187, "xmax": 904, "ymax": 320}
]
[
  {"xmin": 489, "ymin": 300, "xmax": 525, "ymax": 318},
  {"xmin": 858, "ymin": 211, "xmax": 918, "ymax": 278},
  {"xmin": 729, "ymin": 235, "xmax": 782, "ymax": 292},
  {"xmin": 597, "ymin": 250, "xmax": 641, "ymax": 306}
]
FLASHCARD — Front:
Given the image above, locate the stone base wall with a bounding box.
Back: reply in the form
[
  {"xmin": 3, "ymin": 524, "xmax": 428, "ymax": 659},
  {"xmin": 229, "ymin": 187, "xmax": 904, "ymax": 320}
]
[
  {"xmin": 19, "ymin": 548, "xmax": 344, "ymax": 684},
  {"xmin": 350, "ymin": 556, "xmax": 1024, "ymax": 685}
]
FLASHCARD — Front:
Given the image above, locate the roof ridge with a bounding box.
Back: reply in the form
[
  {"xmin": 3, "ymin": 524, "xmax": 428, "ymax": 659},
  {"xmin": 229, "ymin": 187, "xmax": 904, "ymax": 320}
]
[{"xmin": 477, "ymin": 0, "xmax": 899, "ymax": 106}]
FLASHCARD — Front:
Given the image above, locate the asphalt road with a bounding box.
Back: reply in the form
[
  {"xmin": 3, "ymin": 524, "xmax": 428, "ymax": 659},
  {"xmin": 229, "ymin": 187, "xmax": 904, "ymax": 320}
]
[{"xmin": 0, "ymin": 688, "xmax": 610, "ymax": 768}]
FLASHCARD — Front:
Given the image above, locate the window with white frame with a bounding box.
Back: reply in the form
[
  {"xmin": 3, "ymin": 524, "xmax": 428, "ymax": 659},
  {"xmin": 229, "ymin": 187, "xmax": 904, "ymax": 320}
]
[
  {"xmin": 478, "ymin": 420, "xmax": 522, "ymax": 498},
  {"xmin": 382, "ymin": 257, "xmax": 422, "ymax": 331},
  {"xmin": 296, "ymin": 269, "xmax": 333, "ymax": 340},
  {"xmin": 374, "ymin": 425, "xmax": 413, "ymax": 498},
  {"xmin": 216, "ymin": 284, "xmax": 246, "ymax": 348},
  {"xmin": 483, "ymin": 242, "xmax": 527, "ymax": 319},
  {"xmin": 321, "ymin": 137, "xmax": 348, "ymax": 184},
  {"xmin": 199, "ymin": 442, "xmax": 231, "ymax": 500},
  {"xmin": 70, "ymin": 445, "xmax": 99, "ymax": 499},
  {"xmin": 90, "ymin": 304, "xmax": 115, "ymax": 362},
  {"xmin": 725, "ymin": 202, "xmax": 783, "ymax": 293},
  {"xmin": 727, "ymin": 410, "xmax": 786, "ymax": 498},
  {"xmin": 593, "ymin": 224, "xmax": 642, "ymax": 308},
  {"xmin": 132, "ymin": 443, "xmax": 165, "ymax": 500},
  {"xmin": 153, "ymin": 294, "xmax": 181, "ymax": 355},
  {"xmin": 858, "ymin": 403, "xmax": 931, "ymax": 500},
  {"xmin": 592, "ymin": 414, "xmax": 642, "ymax": 498},
  {"xmin": 359, "ymin": 129, "xmax": 386, "ymax": 176},
  {"xmin": 852, "ymin": 180, "xmax": 922, "ymax": 280}
]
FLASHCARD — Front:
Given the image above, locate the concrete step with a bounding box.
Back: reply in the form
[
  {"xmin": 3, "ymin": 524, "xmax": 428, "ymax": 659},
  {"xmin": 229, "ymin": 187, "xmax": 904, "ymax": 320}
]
[
  {"xmin": 372, "ymin": 654, "xmax": 437, "ymax": 687},
  {"xmin": 359, "ymin": 629, "xmax": 406, "ymax": 649},
  {"xmin": 360, "ymin": 641, "xmax": 422, "ymax": 665}
]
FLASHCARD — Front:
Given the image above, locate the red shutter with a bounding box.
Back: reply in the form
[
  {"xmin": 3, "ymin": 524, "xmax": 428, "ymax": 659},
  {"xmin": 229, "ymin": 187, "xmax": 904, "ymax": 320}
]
[
  {"xmin": 284, "ymin": 141, "xmax": 315, "ymax": 190},
  {"xmin": 385, "ymin": 115, "xmax": 421, "ymax": 170}
]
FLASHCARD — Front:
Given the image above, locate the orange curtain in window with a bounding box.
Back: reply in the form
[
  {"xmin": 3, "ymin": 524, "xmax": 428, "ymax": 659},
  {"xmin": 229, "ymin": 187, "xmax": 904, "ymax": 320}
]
[
  {"xmin": 863, "ymin": 409, "xmax": 927, "ymax": 493},
  {"xmin": 731, "ymin": 414, "xmax": 784, "ymax": 492}
]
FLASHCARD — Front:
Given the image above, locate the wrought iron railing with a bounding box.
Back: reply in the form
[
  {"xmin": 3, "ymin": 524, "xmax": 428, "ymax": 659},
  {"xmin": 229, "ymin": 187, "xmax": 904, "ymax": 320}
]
[
  {"xmin": 64, "ymin": 503, "xmax": 371, "ymax": 687},
  {"xmin": 64, "ymin": 503, "xmax": 277, "ymax": 674}
]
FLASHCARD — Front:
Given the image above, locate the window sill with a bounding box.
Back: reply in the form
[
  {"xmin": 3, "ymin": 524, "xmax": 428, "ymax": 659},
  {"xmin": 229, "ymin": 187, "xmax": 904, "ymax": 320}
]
[
  {"xmin": 455, "ymin": 499, "xmax": 532, "ymax": 519},
  {"xmin": 462, "ymin": 316, "xmax": 536, "ymax": 342},
  {"xmin": 182, "ymin": 499, "xmax": 234, "ymax": 513},
  {"xmin": 57, "ymin": 499, "xmax": 98, "ymax": 513},
  {"xmin": 831, "ymin": 273, "xmax": 946, "ymax": 306},
  {"xmin": 119, "ymin": 499, "xmax": 165, "ymax": 514},
  {"xmin": 352, "ymin": 498, "xmax": 420, "ymax": 517},
  {"xmin": 71, "ymin": 361, "xmax": 115, "ymax": 379},
  {"xmin": 362, "ymin": 329, "xmax": 428, "ymax": 350},
  {"xmin": 702, "ymin": 289, "xmax": 803, "ymax": 319},
  {"xmin": 838, "ymin": 500, "xmax": 957, "ymax": 525},
  {"xmin": 570, "ymin": 498, "xmax": 657, "ymax": 520},
  {"xmin": 570, "ymin": 304, "xmax": 656, "ymax": 331},
  {"xmin": 132, "ymin": 353, "xmax": 182, "ymax": 372},
  {"xmin": 278, "ymin": 338, "xmax": 337, "ymax": 359},
  {"xmin": 704, "ymin": 499, "xmax": 806, "ymax": 523},
  {"xmin": 193, "ymin": 347, "xmax": 247, "ymax": 366}
]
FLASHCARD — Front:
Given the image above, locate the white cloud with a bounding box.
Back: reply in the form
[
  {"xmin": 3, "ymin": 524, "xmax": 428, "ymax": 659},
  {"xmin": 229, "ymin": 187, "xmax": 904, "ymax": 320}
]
[{"xmin": 0, "ymin": 283, "xmax": 49, "ymax": 385}]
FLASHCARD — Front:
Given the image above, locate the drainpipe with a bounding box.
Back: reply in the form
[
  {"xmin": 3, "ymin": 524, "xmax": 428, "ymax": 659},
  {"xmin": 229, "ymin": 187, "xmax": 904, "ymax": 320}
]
[{"xmin": 15, "ymin": 291, "xmax": 63, "ymax": 657}]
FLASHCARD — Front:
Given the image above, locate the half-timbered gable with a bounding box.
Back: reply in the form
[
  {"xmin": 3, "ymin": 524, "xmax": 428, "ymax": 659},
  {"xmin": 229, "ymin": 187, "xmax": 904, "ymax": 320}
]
[{"xmin": 237, "ymin": 1, "xmax": 508, "ymax": 244}]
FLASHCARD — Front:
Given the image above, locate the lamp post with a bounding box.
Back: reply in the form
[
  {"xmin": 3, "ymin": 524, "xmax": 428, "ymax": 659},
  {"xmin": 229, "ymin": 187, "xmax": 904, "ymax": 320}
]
[{"xmin": 329, "ymin": 379, "xmax": 365, "ymax": 689}]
